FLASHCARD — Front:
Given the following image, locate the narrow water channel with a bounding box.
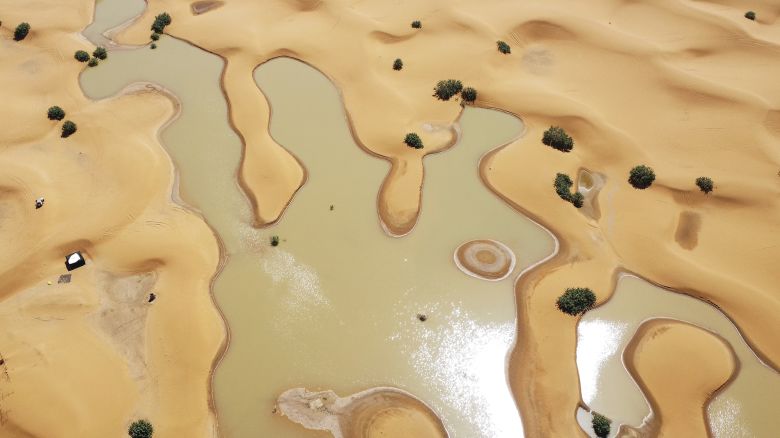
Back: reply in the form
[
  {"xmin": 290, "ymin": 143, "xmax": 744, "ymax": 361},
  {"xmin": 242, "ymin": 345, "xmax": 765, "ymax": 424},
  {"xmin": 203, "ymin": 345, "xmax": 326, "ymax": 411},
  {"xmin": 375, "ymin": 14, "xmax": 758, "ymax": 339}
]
[
  {"xmin": 576, "ymin": 275, "xmax": 780, "ymax": 437},
  {"xmin": 79, "ymin": 1, "xmax": 555, "ymax": 437}
]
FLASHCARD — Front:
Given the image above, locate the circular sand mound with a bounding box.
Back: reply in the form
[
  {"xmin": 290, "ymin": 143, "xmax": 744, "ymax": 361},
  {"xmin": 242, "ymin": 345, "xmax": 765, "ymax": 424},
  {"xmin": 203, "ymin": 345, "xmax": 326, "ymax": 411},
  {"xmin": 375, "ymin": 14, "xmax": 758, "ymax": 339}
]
[{"xmin": 454, "ymin": 239, "xmax": 515, "ymax": 281}]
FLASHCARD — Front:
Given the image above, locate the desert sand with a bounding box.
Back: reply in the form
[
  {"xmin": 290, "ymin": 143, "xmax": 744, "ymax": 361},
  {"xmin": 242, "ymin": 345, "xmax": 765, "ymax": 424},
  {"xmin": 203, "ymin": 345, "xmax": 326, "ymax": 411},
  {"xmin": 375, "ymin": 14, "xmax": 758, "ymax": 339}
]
[
  {"xmin": 2, "ymin": 0, "xmax": 779, "ymax": 436},
  {"xmin": 617, "ymin": 319, "xmax": 737, "ymax": 437},
  {"xmin": 0, "ymin": 1, "xmax": 225, "ymax": 436}
]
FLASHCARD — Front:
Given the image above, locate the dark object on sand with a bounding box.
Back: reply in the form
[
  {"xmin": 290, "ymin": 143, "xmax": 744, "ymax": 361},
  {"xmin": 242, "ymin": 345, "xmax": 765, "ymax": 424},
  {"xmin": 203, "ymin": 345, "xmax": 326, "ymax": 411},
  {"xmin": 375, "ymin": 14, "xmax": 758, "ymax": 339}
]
[
  {"xmin": 148, "ymin": 293, "xmax": 156, "ymax": 303},
  {"xmin": 271, "ymin": 235, "xmax": 280, "ymax": 246},
  {"xmin": 65, "ymin": 252, "xmax": 86, "ymax": 271},
  {"xmin": 417, "ymin": 313, "xmax": 428, "ymax": 322},
  {"xmin": 58, "ymin": 274, "xmax": 72, "ymax": 284},
  {"xmin": 35, "ymin": 197, "xmax": 44, "ymax": 209}
]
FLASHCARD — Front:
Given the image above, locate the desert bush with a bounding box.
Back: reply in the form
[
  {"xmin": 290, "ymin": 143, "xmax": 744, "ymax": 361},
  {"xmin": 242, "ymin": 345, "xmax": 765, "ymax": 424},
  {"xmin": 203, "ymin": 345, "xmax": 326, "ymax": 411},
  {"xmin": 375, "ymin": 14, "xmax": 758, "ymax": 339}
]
[
  {"xmin": 696, "ymin": 176, "xmax": 714, "ymax": 194},
  {"xmin": 592, "ymin": 412, "xmax": 611, "ymax": 438},
  {"xmin": 411, "ymin": 20, "xmax": 422, "ymax": 29},
  {"xmin": 628, "ymin": 165, "xmax": 655, "ymax": 189},
  {"xmin": 556, "ymin": 287, "xmax": 596, "ymax": 316},
  {"xmin": 150, "ymin": 43, "xmax": 157, "ymax": 50},
  {"xmin": 461, "ymin": 87, "xmax": 477, "ymax": 103},
  {"xmin": 433, "ymin": 79, "xmax": 463, "ymax": 101},
  {"xmin": 404, "ymin": 133, "xmax": 424, "ymax": 149},
  {"xmin": 87, "ymin": 57, "xmax": 99, "ymax": 67},
  {"xmin": 47, "ymin": 106, "xmax": 65, "ymax": 121},
  {"xmin": 745, "ymin": 11, "xmax": 756, "ymax": 20},
  {"xmin": 393, "ymin": 58, "xmax": 403, "ymax": 70},
  {"xmin": 554, "ymin": 173, "xmax": 584, "ymax": 208},
  {"xmin": 542, "ymin": 126, "xmax": 574, "ymax": 152},
  {"xmin": 571, "ymin": 192, "xmax": 584, "ymax": 208},
  {"xmin": 270, "ymin": 235, "xmax": 280, "ymax": 247},
  {"xmin": 61, "ymin": 120, "xmax": 77, "ymax": 138},
  {"xmin": 14, "ymin": 23, "xmax": 30, "ymax": 41},
  {"xmin": 497, "ymin": 40, "xmax": 511, "ymax": 54},
  {"xmin": 128, "ymin": 420, "xmax": 153, "ymax": 438},
  {"xmin": 150, "ymin": 32, "xmax": 160, "ymax": 41},
  {"xmin": 151, "ymin": 12, "xmax": 172, "ymax": 33},
  {"xmin": 74, "ymin": 50, "xmax": 90, "ymax": 62},
  {"xmin": 93, "ymin": 46, "xmax": 107, "ymax": 60}
]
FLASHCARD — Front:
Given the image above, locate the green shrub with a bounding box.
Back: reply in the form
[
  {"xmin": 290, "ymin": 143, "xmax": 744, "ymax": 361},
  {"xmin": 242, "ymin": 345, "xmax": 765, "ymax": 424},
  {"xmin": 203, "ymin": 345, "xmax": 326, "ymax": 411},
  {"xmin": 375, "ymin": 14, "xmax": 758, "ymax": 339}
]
[
  {"xmin": 628, "ymin": 165, "xmax": 655, "ymax": 189},
  {"xmin": 393, "ymin": 58, "xmax": 403, "ymax": 70},
  {"xmin": 556, "ymin": 287, "xmax": 596, "ymax": 316},
  {"xmin": 411, "ymin": 20, "xmax": 422, "ymax": 29},
  {"xmin": 433, "ymin": 79, "xmax": 463, "ymax": 101},
  {"xmin": 14, "ymin": 23, "xmax": 30, "ymax": 41},
  {"xmin": 553, "ymin": 173, "xmax": 584, "ymax": 208},
  {"xmin": 150, "ymin": 43, "xmax": 157, "ymax": 50},
  {"xmin": 151, "ymin": 12, "xmax": 172, "ymax": 33},
  {"xmin": 150, "ymin": 32, "xmax": 161, "ymax": 41},
  {"xmin": 592, "ymin": 412, "xmax": 611, "ymax": 438},
  {"xmin": 128, "ymin": 419, "xmax": 153, "ymax": 438},
  {"xmin": 461, "ymin": 87, "xmax": 477, "ymax": 103},
  {"xmin": 47, "ymin": 106, "xmax": 65, "ymax": 121},
  {"xmin": 270, "ymin": 235, "xmax": 280, "ymax": 246},
  {"xmin": 61, "ymin": 120, "xmax": 77, "ymax": 138},
  {"xmin": 87, "ymin": 57, "xmax": 99, "ymax": 67},
  {"xmin": 542, "ymin": 126, "xmax": 574, "ymax": 152},
  {"xmin": 745, "ymin": 11, "xmax": 756, "ymax": 20},
  {"xmin": 404, "ymin": 133, "xmax": 423, "ymax": 149},
  {"xmin": 74, "ymin": 50, "xmax": 90, "ymax": 62},
  {"xmin": 497, "ymin": 40, "xmax": 511, "ymax": 54},
  {"xmin": 696, "ymin": 176, "xmax": 714, "ymax": 194},
  {"xmin": 93, "ymin": 46, "xmax": 108, "ymax": 60}
]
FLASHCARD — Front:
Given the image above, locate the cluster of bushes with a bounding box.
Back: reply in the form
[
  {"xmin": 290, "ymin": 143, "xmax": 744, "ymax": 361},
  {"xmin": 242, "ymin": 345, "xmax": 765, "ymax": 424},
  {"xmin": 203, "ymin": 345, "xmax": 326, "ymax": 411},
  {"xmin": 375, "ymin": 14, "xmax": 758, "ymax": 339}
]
[
  {"xmin": 411, "ymin": 20, "xmax": 422, "ymax": 29},
  {"xmin": 14, "ymin": 22, "xmax": 30, "ymax": 41},
  {"xmin": 151, "ymin": 12, "xmax": 172, "ymax": 34},
  {"xmin": 592, "ymin": 412, "xmax": 611, "ymax": 438},
  {"xmin": 554, "ymin": 173, "xmax": 584, "ymax": 208},
  {"xmin": 74, "ymin": 47, "xmax": 106, "ymax": 67},
  {"xmin": 47, "ymin": 106, "xmax": 77, "ymax": 138},
  {"xmin": 542, "ymin": 126, "xmax": 574, "ymax": 152},
  {"xmin": 404, "ymin": 133, "xmax": 423, "ymax": 149},
  {"xmin": 393, "ymin": 58, "xmax": 403, "ymax": 71},
  {"xmin": 433, "ymin": 80, "xmax": 479, "ymax": 104},
  {"xmin": 628, "ymin": 165, "xmax": 655, "ymax": 189},
  {"xmin": 497, "ymin": 40, "xmax": 511, "ymax": 54},
  {"xmin": 556, "ymin": 287, "xmax": 596, "ymax": 316},
  {"xmin": 128, "ymin": 420, "xmax": 153, "ymax": 438}
]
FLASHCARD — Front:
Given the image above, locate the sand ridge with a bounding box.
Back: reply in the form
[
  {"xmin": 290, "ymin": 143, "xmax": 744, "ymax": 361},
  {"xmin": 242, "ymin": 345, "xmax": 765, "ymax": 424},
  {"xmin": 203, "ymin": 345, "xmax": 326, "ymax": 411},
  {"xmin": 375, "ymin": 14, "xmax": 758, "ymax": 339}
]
[{"xmin": 0, "ymin": 1, "xmax": 225, "ymax": 436}]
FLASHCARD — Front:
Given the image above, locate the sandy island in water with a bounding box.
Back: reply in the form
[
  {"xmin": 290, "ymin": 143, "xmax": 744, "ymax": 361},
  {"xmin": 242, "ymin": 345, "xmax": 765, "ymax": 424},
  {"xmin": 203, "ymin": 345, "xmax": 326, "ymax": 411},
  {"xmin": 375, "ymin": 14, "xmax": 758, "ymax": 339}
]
[
  {"xmin": 454, "ymin": 239, "xmax": 516, "ymax": 281},
  {"xmin": 1, "ymin": 0, "xmax": 779, "ymax": 436}
]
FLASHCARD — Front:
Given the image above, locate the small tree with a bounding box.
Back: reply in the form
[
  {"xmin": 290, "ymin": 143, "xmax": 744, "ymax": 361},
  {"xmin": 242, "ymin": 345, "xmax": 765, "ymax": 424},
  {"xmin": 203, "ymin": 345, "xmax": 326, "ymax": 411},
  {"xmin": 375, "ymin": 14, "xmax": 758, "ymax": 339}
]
[
  {"xmin": 556, "ymin": 287, "xmax": 596, "ymax": 315},
  {"xmin": 696, "ymin": 176, "xmax": 714, "ymax": 194},
  {"xmin": 74, "ymin": 50, "xmax": 90, "ymax": 62},
  {"xmin": 47, "ymin": 106, "xmax": 65, "ymax": 121},
  {"xmin": 14, "ymin": 23, "xmax": 31, "ymax": 41},
  {"xmin": 393, "ymin": 58, "xmax": 403, "ymax": 70},
  {"xmin": 150, "ymin": 43, "xmax": 157, "ymax": 50},
  {"xmin": 461, "ymin": 87, "xmax": 477, "ymax": 104},
  {"xmin": 497, "ymin": 40, "xmax": 511, "ymax": 54},
  {"xmin": 61, "ymin": 120, "xmax": 77, "ymax": 138},
  {"xmin": 542, "ymin": 126, "xmax": 574, "ymax": 152},
  {"xmin": 411, "ymin": 20, "xmax": 422, "ymax": 29},
  {"xmin": 151, "ymin": 12, "xmax": 172, "ymax": 33},
  {"xmin": 93, "ymin": 47, "xmax": 108, "ymax": 60},
  {"xmin": 628, "ymin": 165, "xmax": 655, "ymax": 189},
  {"xmin": 128, "ymin": 419, "xmax": 153, "ymax": 438},
  {"xmin": 150, "ymin": 32, "xmax": 161, "ymax": 41},
  {"xmin": 404, "ymin": 133, "xmax": 423, "ymax": 149},
  {"xmin": 433, "ymin": 79, "xmax": 463, "ymax": 101},
  {"xmin": 571, "ymin": 192, "xmax": 584, "ymax": 208},
  {"xmin": 87, "ymin": 57, "xmax": 99, "ymax": 67},
  {"xmin": 270, "ymin": 235, "xmax": 280, "ymax": 246},
  {"xmin": 745, "ymin": 11, "xmax": 756, "ymax": 20},
  {"xmin": 553, "ymin": 173, "xmax": 584, "ymax": 208},
  {"xmin": 592, "ymin": 412, "xmax": 611, "ymax": 438}
]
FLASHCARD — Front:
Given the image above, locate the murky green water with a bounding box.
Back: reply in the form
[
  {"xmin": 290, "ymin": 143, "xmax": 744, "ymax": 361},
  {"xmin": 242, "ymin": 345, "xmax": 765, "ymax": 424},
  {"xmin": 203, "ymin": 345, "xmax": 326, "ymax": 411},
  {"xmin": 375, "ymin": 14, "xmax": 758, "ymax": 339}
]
[
  {"xmin": 576, "ymin": 275, "xmax": 780, "ymax": 437},
  {"xmin": 80, "ymin": 1, "xmax": 554, "ymax": 437}
]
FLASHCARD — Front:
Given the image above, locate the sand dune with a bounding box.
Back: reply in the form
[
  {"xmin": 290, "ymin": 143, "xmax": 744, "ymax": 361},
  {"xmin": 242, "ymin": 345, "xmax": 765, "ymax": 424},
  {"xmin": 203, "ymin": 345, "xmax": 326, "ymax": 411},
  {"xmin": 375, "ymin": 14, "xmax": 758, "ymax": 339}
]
[
  {"xmin": 0, "ymin": 1, "xmax": 225, "ymax": 436},
  {"xmin": 2, "ymin": 0, "xmax": 778, "ymax": 436}
]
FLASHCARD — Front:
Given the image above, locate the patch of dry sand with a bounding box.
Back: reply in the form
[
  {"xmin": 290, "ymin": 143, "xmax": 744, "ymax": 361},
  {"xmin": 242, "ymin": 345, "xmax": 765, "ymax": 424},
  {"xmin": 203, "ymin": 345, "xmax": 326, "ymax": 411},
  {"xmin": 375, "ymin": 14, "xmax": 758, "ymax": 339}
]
[{"xmin": 0, "ymin": 1, "xmax": 225, "ymax": 436}]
